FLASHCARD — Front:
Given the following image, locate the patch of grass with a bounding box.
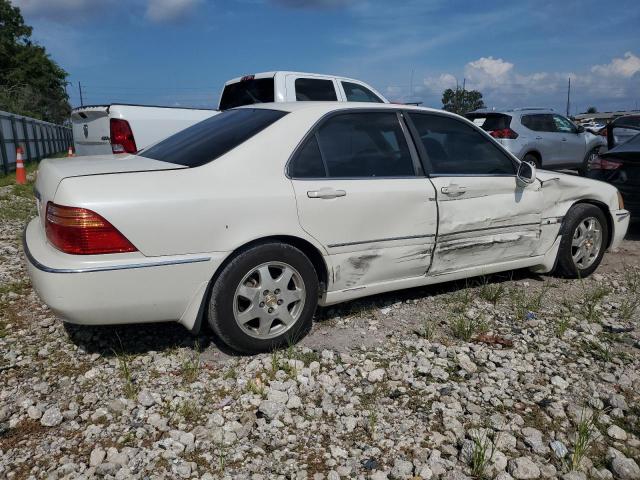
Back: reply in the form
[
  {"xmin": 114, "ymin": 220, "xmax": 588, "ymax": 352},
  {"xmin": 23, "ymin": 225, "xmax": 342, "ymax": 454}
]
[
  {"xmin": 413, "ymin": 317, "xmax": 435, "ymax": 340},
  {"xmin": 581, "ymin": 339, "xmax": 614, "ymax": 363},
  {"xmin": 624, "ymin": 268, "xmax": 640, "ymax": 294},
  {"xmin": 269, "ymin": 349, "xmax": 297, "ymax": 378},
  {"xmin": 115, "ymin": 350, "xmax": 137, "ymax": 399},
  {"xmin": 245, "ymin": 378, "xmax": 265, "ymax": 397},
  {"xmin": 555, "ymin": 315, "xmax": 571, "ymax": 337},
  {"xmin": 176, "ymin": 399, "xmax": 201, "ymax": 423},
  {"xmin": 451, "ymin": 315, "xmax": 487, "ymax": 342},
  {"xmin": 509, "ymin": 283, "xmax": 551, "ymax": 320},
  {"xmin": 570, "ymin": 409, "xmax": 601, "ymax": 471},
  {"xmin": 619, "ymin": 298, "xmax": 638, "ymax": 322},
  {"xmin": 470, "ymin": 431, "xmax": 496, "ymax": 479},
  {"xmin": 0, "ymin": 279, "xmax": 30, "ymax": 297},
  {"xmin": 579, "ymin": 282, "xmax": 610, "ymax": 323},
  {"xmin": 445, "ymin": 283, "xmax": 473, "ymax": 314},
  {"xmin": 181, "ymin": 341, "xmax": 201, "ymax": 384},
  {"xmin": 478, "ymin": 278, "xmax": 505, "ymax": 305}
]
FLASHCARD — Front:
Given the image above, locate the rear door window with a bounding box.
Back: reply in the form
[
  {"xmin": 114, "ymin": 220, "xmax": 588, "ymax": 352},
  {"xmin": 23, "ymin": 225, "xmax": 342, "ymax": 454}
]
[
  {"xmin": 219, "ymin": 78, "xmax": 275, "ymax": 110},
  {"xmin": 521, "ymin": 114, "xmax": 555, "ymax": 132},
  {"xmin": 341, "ymin": 82, "xmax": 384, "ymax": 103},
  {"xmin": 140, "ymin": 108, "xmax": 287, "ymax": 167},
  {"xmin": 465, "ymin": 113, "xmax": 511, "ymax": 131},
  {"xmin": 295, "ymin": 78, "xmax": 338, "ymax": 101}
]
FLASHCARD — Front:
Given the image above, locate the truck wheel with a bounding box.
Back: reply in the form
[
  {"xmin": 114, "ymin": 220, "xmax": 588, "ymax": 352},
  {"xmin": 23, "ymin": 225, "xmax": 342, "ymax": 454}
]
[
  {"xmin": 208, "ymin": 242, "xmax": 318, "ymax": 354},
  {"xmin": 554, "ymin": 204, "xmax": 608, "ymax": 278},
  {"xmin": 523, "ymin": 153, "xmax": 541, "ymax": 169},
  {"xmin": 578, "ymin": 146, "xmax": 601, "ymax": 176}
]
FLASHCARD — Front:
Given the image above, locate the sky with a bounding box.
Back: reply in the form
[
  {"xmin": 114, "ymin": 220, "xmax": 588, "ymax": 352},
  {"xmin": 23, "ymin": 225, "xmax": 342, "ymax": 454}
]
[{"xmin": 11, "ymin": 0, "xmax": 640, "ymax": 114}]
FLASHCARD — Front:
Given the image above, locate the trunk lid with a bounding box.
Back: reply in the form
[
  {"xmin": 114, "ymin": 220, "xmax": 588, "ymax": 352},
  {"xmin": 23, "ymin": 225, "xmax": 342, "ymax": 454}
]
[
  {"xmin": 71, "ymin": 106, "xmax": 112, "ymax": 156},
  {"xmin": 34, "ymin": 154, "xmax": 185, "ymax": 225}
]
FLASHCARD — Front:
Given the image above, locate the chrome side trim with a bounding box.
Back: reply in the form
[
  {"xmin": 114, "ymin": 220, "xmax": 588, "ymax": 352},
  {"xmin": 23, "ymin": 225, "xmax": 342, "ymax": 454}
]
[
  {"xmin": 438, "ymin": 222, "xmax": 540, "ymax": 237},
  {"xmin": 23, "ymin": 229, "xmax": 210, "ymax": 274},
  {"xmin": 328, "ymin": 234, "xmax": 435, "ymax": 248},
  {"xmin": 616, "ymin": 211, "xmax": 630, "ymax": 221}
]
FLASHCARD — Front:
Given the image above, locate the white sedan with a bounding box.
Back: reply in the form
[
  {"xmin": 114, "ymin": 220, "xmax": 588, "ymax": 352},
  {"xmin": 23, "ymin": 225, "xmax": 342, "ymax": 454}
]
[{"xmin": 25, "ymin": 103, "xmax": 630, "ymax": 353}]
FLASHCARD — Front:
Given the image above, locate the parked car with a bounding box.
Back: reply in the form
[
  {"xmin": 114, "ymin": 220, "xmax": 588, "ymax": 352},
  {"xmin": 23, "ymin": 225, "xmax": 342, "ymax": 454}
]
[
  {"xmin": 588, "ymin": 128, "xmax": 640, "ymax": 219},
  {"xmin": 71, "ymin": 72, "xmax": 388, "ymax": 156},
  {"xmin": 600, "ymin": 114, "xmax": 640, "ymax": 149},
  {"xmin": 26, "ymin": 103, "xmax": 629, "ymax": 353},
  {"xmin": 466, "ymin": 108, "xmax": 606, "ymax": 175}
]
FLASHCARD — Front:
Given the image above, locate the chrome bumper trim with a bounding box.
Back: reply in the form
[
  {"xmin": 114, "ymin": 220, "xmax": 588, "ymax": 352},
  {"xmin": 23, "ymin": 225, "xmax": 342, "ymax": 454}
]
[{"xmin": 23, "ymin": 226, "xmax": 210, "ymax": 274}]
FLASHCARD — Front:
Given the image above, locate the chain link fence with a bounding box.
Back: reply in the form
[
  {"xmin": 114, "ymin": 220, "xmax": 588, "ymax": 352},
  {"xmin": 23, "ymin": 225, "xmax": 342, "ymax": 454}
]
[{"xmin": 0, "ymin": 110, "xmax": 73, "ymax": 175}]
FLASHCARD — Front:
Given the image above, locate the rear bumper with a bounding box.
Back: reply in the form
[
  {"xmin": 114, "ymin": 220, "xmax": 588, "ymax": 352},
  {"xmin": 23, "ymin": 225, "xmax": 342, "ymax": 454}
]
[
  {"xmin": 24, "ymin": 218, "xmax": 226, "ymax": 328},
  {"xmin": 610, "ymin": 209, "xmax": 630, "ymax": 250}
]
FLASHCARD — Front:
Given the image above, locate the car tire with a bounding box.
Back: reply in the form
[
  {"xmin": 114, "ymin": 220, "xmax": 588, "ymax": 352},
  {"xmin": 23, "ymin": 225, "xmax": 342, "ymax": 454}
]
[
  {"xmin": 578, "ymin": 146, "xmax": 601, "ymax": 176},
  {"xmin": 554, "ymin": 204, "xmax": 609, "ymax": 278},
  {"xmin": 523, "ymin": 153, "xmax": 541, "ymax": 169},
  {"xmin": 208, "ymin": 242, "xmax": 319, "ymax": 354}
]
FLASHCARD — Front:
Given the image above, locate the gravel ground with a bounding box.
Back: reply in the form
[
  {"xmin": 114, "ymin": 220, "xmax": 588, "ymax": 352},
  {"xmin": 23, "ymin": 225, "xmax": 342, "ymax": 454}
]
[{"xmin": 1, "ymin": 177, "xmax": 640, "ymax": 480}]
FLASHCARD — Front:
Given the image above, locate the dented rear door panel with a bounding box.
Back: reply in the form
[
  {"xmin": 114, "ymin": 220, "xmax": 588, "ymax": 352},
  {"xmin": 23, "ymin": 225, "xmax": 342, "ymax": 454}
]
[{"xmin": 428, "ymin": 176, "xmax": 543, "ymax": 275}]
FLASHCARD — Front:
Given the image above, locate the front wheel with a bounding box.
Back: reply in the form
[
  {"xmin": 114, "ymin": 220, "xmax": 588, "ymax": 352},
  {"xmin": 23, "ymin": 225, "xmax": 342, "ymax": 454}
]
[
  {"xmin": 554, "ymin": 204, "xmax": 608, "ymax": 278},
  {"xmin": 208, "ymin": 242, "xmax": 319, "ymax": 354},
  {"xmin": 523, "ymin": 153, "xmax": 541, "ymax": 169}
]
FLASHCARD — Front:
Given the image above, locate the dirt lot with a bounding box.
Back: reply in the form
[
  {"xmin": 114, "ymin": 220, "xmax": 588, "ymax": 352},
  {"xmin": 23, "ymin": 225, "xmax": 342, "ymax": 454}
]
[{"xmin": 1, "ymin": 176, "xmax": 639, "ymax": 480}]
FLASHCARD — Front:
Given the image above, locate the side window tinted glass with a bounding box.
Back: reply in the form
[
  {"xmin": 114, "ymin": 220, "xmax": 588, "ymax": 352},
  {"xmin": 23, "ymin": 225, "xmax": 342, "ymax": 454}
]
[
  {"xmin": 342, "ymin": 82, "xmax": 384, "ymax": 103},
  {"xmin": 521, "ymin": 114, "xmax": 555, "ymax": 132},
  {"xmin": 289, "ymin": 135, "xmax": 326, "ymax": 178},
  {"xmin": 409, "ymin": 113, "xmax": 515, "ymax": 175},
  {"xmin": 552, "ymin": 114, "xmax": 576, "ymax": 133},
  {"xmin": 295, "ymin": 78, "xmax": 337, "ymax": 101},
  {"xmin": 317, "ymin": 112, "xmax": 415, "ymax": 178}
]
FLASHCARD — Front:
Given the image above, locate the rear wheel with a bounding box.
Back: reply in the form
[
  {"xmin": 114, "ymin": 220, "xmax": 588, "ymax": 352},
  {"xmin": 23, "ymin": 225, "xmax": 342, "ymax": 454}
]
[
  {"xmin": 578, "ymin": 146, "xmax": 601, "ymax": 176},
  {"xmin": 523, "ymin": 153, "xmax": 541, "ymax": 169},
  {"xmin": 208, "ymin": 242, "xmax": 318, "ymax": 354},
  {"xmin": 554, "ymin": 204, "xmax": 608, "ymax": 278}
]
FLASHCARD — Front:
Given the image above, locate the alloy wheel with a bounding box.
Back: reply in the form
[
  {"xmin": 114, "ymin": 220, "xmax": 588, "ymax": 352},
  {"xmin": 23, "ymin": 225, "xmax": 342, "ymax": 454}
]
[{"xmin": 571, "ymin": 217, "xmax": 603, "ymax": 270}]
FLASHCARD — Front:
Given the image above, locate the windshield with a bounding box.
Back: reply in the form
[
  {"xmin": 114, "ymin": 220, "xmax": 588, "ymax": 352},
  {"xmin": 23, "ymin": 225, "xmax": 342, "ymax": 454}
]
[
  {"xmin": 139, "ymin": 108, "xmax": 287, "ymax": 167},
  {"xmin": 219, "ymin": 78, "xmax": 275, "ymax": 110}
]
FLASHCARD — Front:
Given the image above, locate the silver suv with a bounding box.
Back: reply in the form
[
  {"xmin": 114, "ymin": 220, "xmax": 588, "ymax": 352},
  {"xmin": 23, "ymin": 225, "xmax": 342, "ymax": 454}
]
[{"xmin": 466, "ymin": 108, "xmax": 606, "ymax": 175}]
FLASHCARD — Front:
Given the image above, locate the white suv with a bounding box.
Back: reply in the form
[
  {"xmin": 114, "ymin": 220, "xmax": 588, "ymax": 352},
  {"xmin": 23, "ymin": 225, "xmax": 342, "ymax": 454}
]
[{"xmin": 466, "ymin": 108, "xmax": 605, "ymax": 175}]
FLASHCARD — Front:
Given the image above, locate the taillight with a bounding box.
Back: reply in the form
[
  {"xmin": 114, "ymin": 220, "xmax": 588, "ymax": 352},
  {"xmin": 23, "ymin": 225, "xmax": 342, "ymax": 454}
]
[
  {"xmin": 590, "ymin": 155, "xmax": 623, "ymax": 171},
  {"xmin": 110, "ymin": 118, "xmax": 137, "ymax": 154},
  {"xmin": 489, "ymin": 128, "xmax": 519, "ymax": 139},
  {"xmin": 45, "ymin": 202, "xmax": 137, "ymax": 255}
]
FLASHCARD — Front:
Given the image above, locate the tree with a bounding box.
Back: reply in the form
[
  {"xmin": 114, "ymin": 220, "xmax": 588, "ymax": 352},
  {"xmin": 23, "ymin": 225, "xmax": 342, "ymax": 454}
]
[
  {"xmin": 441, "ymin": 87, "xmax": 485, "ymax": 115},
  {"xmin": 586, "ymin": 106, "xmax": 598, "ymax": 114},
  {"xmin": 0, "ymin": 0, "xmax": 70, "ymax": 123}
]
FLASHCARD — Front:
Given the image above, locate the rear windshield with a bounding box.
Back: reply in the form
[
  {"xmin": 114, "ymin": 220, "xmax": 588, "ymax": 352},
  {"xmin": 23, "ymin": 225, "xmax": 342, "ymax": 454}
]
[
  {"xmin": 465, "ymin": 113, "xmax": 511, "ymax": 131},
  {"xmin": 614, "ymin": 116, "xmax": 640, "ymax": 129},
  {"xmin": 219, "ymin": 78, "xmax": 275, "ymax": 110},
  {"xmin": 140, "ymin": 108, "xmax": 287, "ymax": 167}
]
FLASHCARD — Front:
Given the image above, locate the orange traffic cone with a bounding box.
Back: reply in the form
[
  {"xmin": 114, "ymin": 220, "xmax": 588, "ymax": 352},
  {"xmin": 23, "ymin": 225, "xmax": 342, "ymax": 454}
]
[
  {"xmin": 67, "ymin": 145, "xmax": 75, "ymax": 157},
  {"xmin": 15, "ymin": 147, "xmax": 26, "ymax": 185}
]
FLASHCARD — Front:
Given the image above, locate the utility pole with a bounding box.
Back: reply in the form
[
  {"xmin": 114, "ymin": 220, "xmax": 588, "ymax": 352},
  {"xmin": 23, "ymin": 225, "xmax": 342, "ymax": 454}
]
[
  {"xmin": 409, "ymin": 69, "xmax": 414, "ymax": 100},
  {"xmin": 566, "ymin": 77, "xmax": 571, "ymax": 117},
  {"xmin": 78, "ymin": 81, "xmax": 84, "ymax": 107}
]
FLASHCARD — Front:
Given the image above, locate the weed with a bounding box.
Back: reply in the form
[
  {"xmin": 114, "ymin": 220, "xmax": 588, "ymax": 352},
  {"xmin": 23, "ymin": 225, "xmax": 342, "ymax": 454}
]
[
  {"xmin": 269, "ymin": 349, "xmax": 297, "ymax": 378},
  {"xmin": 582, "ymin": 340, "xmax": 613, "ymax": 363},
  {"xmin": 624, "ymin": 268, "xmax": 640, "ymax": 294},
  {"xmin": 181, "ymin": 341, "xmax": 201, "ymax": 384},
  {"xmin": 445, "ymin": 283, "xmax": 473, "ymax": 313},
  {"xmin": 470, "ymin": 431, "xmax": 496, "ymax": 479},
  {"xmin": 176, "ymin": 400, "xmax": 200, "ymax": 423},
  {"xmin": 478, "ymin": 278, "xmax": 505, "ymax": 305},
  {"xmin": 619, "ymin": 298, "xmax": 638, "ymax": 322},
  {"xmin": 223, "ymin": 365, "xmax": 238, "ymax": 381},
  {"xmin": 114, "ymin": 350, "xmax": 137, "ymax": 399},
  {"xmin": 451, "ymin": 315, "xmax": 487, "ymax": 342},
  {"xmin": 509, "ymin": 283, "xmax": 551, "ymax": 320},
  {"xmin": 579, "ymin": 282, "xmax": 610, "ymax": 322},
  {"xmin": 570, "ymin": 409, "xmax": 601, "ymax": 471},
  {"xmin": 555, "ymin": 315, "xmax": 571, "ymax": 337},
  {"xmin": 246, "ymin": 378, "xmax": 265, "ymax": 396},
  {"xmin": 367, "ymin": 411, "xmax": 378, "ymax": 436},
  {"xmin": 413, "ymin": 317, "xmax": 435, "ymax": 340}
]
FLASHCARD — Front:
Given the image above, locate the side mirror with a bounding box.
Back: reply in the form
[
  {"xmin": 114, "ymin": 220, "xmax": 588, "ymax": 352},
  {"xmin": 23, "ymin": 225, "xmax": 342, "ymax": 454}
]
[
  {"xmin": 576, "ymin": 125, "xmax": 585, "ymax": 134},
  {"xmin": 517, "ymin": 161, "xmax": 536, "ymax": 186}
]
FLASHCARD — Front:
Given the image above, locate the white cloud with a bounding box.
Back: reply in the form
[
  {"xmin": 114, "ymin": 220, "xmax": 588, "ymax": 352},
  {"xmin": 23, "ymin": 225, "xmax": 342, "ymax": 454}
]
[
  {"xmin": 419, "ymin": 52, "xmax": 640, "ymax": 111},
  {"xmin": 11, "ymin": 0, "xmax": 116, "ymax": 21},
  {"xmin": 591, "ymin": 52, "xmax": 640, "ymax": 78},
  {"xmin": 145, "ymin": 0, "xmax": 202, "ymax": 23}
]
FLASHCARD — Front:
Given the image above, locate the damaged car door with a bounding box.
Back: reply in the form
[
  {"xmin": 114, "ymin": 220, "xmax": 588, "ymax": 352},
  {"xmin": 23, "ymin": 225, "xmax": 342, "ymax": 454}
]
[
  {"xmin": 288, "ymin": 110, "xmax": 438, "ymax": 290},
  {"xmin": 406, "ymin": 112, "xmax": 543, "ymax": 275}
]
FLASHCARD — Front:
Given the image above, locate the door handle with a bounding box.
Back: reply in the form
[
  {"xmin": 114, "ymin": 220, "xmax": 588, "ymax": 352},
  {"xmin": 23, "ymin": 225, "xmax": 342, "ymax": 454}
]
[
  {"xmin": 561, "ymin": 138, "xmax": 567, "ymax": 141},
  {"xmin": 307, "ymin": 188, "xmax": 347, "ymax": 199},
  {"xmin": 535, "ymin": 136, "xmax": 543, "ymax": 140},
  {"xmin": 441, "ymin": 185, "xmax": 467, "ymax": 196}
]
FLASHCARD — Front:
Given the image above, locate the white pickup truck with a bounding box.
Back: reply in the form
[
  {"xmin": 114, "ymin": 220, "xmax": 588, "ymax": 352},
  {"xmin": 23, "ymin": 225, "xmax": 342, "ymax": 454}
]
[{"xmin": 71, "ymin": 71, "xmax": 388, "ymax": 156}]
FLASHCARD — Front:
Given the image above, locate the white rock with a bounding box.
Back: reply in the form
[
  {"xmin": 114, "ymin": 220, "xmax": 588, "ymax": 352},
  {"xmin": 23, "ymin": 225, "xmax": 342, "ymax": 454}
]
[
  {"xmin": 89, "ymin": 447, "xmax": 106, "ymax": 467},
  {"xmin": 508, "ymin": 457, "xmax": 541, "ymax": 479},
  {"xmin": 368, "ymin": 368, "xmax": 386, "ymax": 383},
  {"xmin": 607, "ymin": 424, "xmax": 628, "ymax": 441},
  {"xmin": 550, "ymin": 376, "xmax": 569, "ymax": 389},
  {"xmin": 40, "ymin": 407, "xmax": 63, "ymax": 427},
  {"xmin": 611, "ymin": 456, "xmax": 640, "ymax": 480},
  {"xmin": 27, "ymin": 406, "xmax": 42, "ymax": 420},
  {"xmin": 137, "ymin": 390, "xmax": 155, "ymax": 407}
]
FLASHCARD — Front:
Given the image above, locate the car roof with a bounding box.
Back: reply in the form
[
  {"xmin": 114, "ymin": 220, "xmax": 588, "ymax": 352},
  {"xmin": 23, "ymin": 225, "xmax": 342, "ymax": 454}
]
[
  {"xmin": 224, "ymin": 71, "xmax": 380, "ymax": 86},
  {"xmin": 237, "ymin": 101, "xmax": 458, "ymax": 118},
  {"xmin": 470, "ymin": 108, "xmax": 556, "ymax": 116}
]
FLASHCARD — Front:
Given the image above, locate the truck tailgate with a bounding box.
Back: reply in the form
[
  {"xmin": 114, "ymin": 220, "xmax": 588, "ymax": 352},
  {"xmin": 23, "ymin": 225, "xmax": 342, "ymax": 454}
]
[{"xmin": 71, "ymin": 107, "xmax": 112, "ymax": 156}]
